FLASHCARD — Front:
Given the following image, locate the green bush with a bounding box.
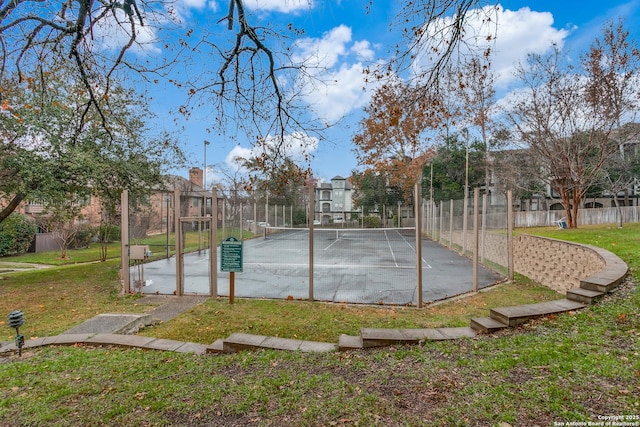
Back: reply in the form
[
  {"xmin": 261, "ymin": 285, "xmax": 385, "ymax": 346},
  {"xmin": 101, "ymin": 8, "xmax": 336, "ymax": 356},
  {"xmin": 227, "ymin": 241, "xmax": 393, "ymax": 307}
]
[
  {"xmin": 362, "ymin": 215, "xmax": 382, "ymax": 228},
  {"xmin": 96, "ymin": 223, "xmax": 120, "ymax": 243},
  {"xmin": 0, "ymin": 213, "xmax": 37, "ymax": 256},
  {"xmin": 71, "ymin": 226, "xmax": 94, "ymax": 249}
]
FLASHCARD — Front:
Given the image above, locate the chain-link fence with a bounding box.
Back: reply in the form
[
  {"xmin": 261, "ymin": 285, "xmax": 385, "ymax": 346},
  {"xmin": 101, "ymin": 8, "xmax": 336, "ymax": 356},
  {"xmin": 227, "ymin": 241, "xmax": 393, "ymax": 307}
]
[
  {"xmin": 423, "ymin": 189, "xmax": 513, "ymax": 281},
  {"xmin": 121, "ymin": 185, "xmax": 509, "ymax": 305}
]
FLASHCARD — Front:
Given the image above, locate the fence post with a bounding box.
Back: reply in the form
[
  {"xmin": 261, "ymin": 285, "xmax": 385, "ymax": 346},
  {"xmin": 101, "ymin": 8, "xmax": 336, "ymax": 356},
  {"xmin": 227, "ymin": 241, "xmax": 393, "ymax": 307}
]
[
  {"xmin": 449, "ymin": 199, "xmax": 454, "ymax": 249},
  {"xmin": 473, "ymin": 188, "xmax": 479, "ymax": 292},
  {"xmin": 120, "ymin": 190, "xmax": 130, "ymax": 295},
  {"xmin": 174, "ymin": 189, "xmax": 183, "ymax": 296},
  {"xmin": 415, "ymin": 182, "xmax": 423, "ymax": 308},
  {"xmin": 507, "ymin": 190, "xmax": 514, "ymax": 280},
  {"xmin": 211, "ymin": 187, "xmax": 218, "ymax": 297},
  {"xmin": 439, "ymin": 202, "xmax": 444, "ymax": 244},
  {"xmin": 462, "ymin": 192, "xmax": 468, "ymax": 256},
  {"xmin": 481, "ymin": 193, "xmax": 487, "ymax": 265},
  {"xmin": 308, "ymin": 185, "xmax": 315, "ymax": 301}
]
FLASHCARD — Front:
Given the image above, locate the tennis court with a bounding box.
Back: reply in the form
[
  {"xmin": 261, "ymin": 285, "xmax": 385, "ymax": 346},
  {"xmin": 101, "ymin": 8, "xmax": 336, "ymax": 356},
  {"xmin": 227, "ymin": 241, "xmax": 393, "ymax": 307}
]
[{"xmin": 141, "ymin": 226, "xmax": 504, "ymax": 305}]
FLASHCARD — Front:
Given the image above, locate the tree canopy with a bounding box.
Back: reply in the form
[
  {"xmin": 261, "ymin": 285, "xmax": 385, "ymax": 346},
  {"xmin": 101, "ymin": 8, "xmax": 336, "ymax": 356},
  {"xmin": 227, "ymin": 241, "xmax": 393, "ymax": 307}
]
[{"xmin": 0, "ymin": 61, "xmax": 184, "ymax": 223}]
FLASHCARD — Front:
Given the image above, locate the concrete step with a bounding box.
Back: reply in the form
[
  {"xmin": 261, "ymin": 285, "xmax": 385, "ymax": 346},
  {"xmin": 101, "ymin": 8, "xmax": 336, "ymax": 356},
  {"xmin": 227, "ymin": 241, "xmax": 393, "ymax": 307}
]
[
  {"xmin": 490, "ymin": 299, "xmax": 585, "ymax": 327},
  {"xmin": 580, "ymin": 275, "xmax": 623, "ymax": 293},
  {"xmin": 566, "ymin": 287, "xmax": 605, "ymax": 304},
  {"xmin": 207, "ymin": 339, "xmax": 225, "ymax": 354},
  {"xmin": 359, "ymin": 327, "xmax": 476, "ymax": 348},
  {"xmin": 338, "ymin": 334, "xmax": 363, "ymax": 351},
  {"xmin": 470, "ymin": 317, "xmax": 509, "ymax": 334},
  {"xmin": 221, "ymin": 333, "xmax": 337, "ymax": 353}
]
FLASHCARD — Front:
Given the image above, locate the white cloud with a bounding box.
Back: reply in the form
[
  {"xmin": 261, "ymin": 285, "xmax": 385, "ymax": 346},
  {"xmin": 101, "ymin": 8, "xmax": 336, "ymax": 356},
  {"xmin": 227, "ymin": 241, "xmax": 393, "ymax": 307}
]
[
  {"xmin": 293, "ymin": 25, "xmax": 352, "ymax": 68},
  {"xmin": 411, "ymin": 5, "xmax": 570, "ymax": 89},
  {"xmin": 491, "ymin": 6, "xmax": 570, "ymax": 87},
  {"xmin": 224, "ymin": 132, "xmax": 319, "ymax": 171},
  {"xmin": 243, "ymin": 0, "xmax": 313, "ymax": 14},
  {"xmin": 352, "ymin": 40, "xmax": 375, "ymax": 61},
  {"xmin": 292, "ymin": 25, "xmax": 383, "ymax": 122},
  {"xmin": 225, "ymin": 145, "xmax": 254, "ymax": 171}
]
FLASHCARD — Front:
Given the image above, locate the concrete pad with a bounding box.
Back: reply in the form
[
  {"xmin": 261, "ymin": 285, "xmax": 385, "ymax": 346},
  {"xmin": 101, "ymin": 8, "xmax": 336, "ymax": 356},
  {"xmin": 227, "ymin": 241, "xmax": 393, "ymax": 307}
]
[
  {"xmin": 547, "ymin": 299, "xmax": 585, "ymax": 311},
  {"xmin": 298, "ymin": 341, "xmax": 337, "ymax": 353},
  {"xmin": 361, "ymin": 328, "xmax": 406, "ymax": 348},
  {"xmin": 223, "ymin": 333, "xmax": 267, "ymax": 352},
  {"xmin": 144, "ymin": 338, "xmax": 188, "ymax": 352},
  {"xmin": 260, "ymin": 336, "xmax": 303, "ymax": 351},
  {"xmin": 0, "ymin": 342, "xmax": 17, "ymax": 353},
  {"xmin": 437, "ymin": 327, "xmax": 476, "ymax": 340},
  {"xmin": 63, "ymin": 314, "xmax": 153, "ymax": 335},
  {"xmin": 399, "ymin": 329, "xmax": 444, "ymax": 341},
  {"xmin": 86, "ymin": 333, "xmax": 156, "ymax": 348},
  {"xmin": 23, "ymin": 337, "xmax": 47, "ymax": 348},
  {"xmin": 175, "ymin": 342, "xmax": 209, "ymax": 355},
  {"xmin": 141, "ymin": 236, "xmax": 505, "ymax": 306},
  {"xmin": 45, "ymin": 334, "xmax": 94, "ymax": 345},
  {"xmin": 361, "ymin": 328, "xmax": 405, "ymax": 341}
]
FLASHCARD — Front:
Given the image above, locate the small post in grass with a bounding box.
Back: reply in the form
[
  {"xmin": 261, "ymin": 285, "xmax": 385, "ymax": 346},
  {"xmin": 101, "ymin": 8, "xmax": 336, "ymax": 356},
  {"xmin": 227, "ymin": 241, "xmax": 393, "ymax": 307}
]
[{"xmin": 7, "ymin": 310, "xmax": 25, "ymax": 356}]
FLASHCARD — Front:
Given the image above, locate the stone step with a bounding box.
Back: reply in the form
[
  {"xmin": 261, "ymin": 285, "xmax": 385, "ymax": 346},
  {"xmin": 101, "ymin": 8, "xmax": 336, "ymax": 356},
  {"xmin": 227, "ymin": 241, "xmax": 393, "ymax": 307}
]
[
  {"xmin": 470, "ymin": 317, "xmax": 509, "ymax": 334},
  {"xmin": 490, "ymin": 299, "xmax": 585, "ymax": 327},
  {"xmin": 221, "ymin": 333, "xmax": 337, "ymax": 353},
  {"xmin": 580, "ymin": 275, "xmax": 622, "ymax": 293},
  {"xmin": 338, "ymin": 334, "xmax": 363, "ymax": 351},
  {"xmin": 359, "ymin": 327, "xmax": 476, "ymax": 348},
  {"xmin": 566, "ymin": 287, "xmax": 605, "ymax": 304},
  {"xmin": 207, "ymin": 339, "xmax": 225, "ymax": 354}
]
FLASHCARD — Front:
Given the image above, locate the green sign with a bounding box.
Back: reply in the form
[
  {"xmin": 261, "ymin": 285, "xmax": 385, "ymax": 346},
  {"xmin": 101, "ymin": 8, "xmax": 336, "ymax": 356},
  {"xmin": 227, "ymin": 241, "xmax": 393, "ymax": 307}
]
[{"xmin": 221, "ymin": 236, "xmax": 243, "ymax": 272}]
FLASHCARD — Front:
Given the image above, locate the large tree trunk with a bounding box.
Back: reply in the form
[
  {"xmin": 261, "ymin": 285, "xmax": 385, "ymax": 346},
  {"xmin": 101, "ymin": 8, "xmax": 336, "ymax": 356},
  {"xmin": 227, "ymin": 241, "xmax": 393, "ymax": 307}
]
[
  {"xmin": 571, "ymin": 191, "xmax": 581, "ymax": 229},
  {"xmin": 560, "ymin": 187, "xmax": 575, "ymax": 228},
  {"xmin": 0, "ymin": 193, "xmax": 26, "ymax": 223},
  {"xmin": 613, "ymin": 197, "xmax": 623, "ymax": 228}
]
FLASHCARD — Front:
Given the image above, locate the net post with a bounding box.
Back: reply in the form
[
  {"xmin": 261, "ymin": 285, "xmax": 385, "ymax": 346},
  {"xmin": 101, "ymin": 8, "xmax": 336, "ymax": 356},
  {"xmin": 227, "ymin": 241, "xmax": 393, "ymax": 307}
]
[{"xmin": 414, "ymin": 182, "xmax": 423, "ymax": 308}]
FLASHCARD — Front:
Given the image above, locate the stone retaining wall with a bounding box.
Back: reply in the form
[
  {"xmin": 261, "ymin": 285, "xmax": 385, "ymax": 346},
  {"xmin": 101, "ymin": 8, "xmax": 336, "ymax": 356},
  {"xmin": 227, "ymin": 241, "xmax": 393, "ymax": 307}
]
[
  {"xmin": 442, "ymin": 232, "xmax": 608, "ymax": 293},
  {"xmin": 513, "ymin": 234, "xmax": 606, "ymax": 293}
]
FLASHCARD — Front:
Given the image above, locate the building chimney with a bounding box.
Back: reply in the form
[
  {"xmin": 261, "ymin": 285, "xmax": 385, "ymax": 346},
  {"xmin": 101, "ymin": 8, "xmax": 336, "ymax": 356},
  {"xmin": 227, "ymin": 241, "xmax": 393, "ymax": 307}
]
[{"xmin": 189, "ymin": 167, "xmax": 203, "ymax": 188}]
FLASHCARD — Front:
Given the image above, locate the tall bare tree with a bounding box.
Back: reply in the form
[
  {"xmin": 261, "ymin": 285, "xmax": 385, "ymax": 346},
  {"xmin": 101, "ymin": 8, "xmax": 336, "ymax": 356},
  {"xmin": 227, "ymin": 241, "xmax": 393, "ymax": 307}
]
[{"xmin": 507, "ymin": 21, "xmax": 640, "ymax": 228}]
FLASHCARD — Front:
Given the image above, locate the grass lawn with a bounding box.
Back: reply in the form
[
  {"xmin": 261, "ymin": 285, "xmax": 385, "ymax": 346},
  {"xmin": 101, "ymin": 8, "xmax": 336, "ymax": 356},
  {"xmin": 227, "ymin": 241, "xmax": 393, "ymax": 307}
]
[{"xmin": 0, "ymin": 224, "xmax": 638, "ymax": 426}]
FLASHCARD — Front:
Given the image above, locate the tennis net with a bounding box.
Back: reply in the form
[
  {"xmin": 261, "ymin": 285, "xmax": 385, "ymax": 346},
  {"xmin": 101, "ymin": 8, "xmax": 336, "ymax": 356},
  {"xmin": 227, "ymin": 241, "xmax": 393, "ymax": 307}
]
[{"xmin": 263, "ymin": 226, "xmax": 416, "ymax": 241}]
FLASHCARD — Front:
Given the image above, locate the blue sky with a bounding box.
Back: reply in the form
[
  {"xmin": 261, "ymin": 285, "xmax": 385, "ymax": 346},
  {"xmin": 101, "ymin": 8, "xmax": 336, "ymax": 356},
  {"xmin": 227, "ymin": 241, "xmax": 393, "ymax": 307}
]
[{"xmin": 133, "ymin": 0, "xmax": 640, "ymax": 185}]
